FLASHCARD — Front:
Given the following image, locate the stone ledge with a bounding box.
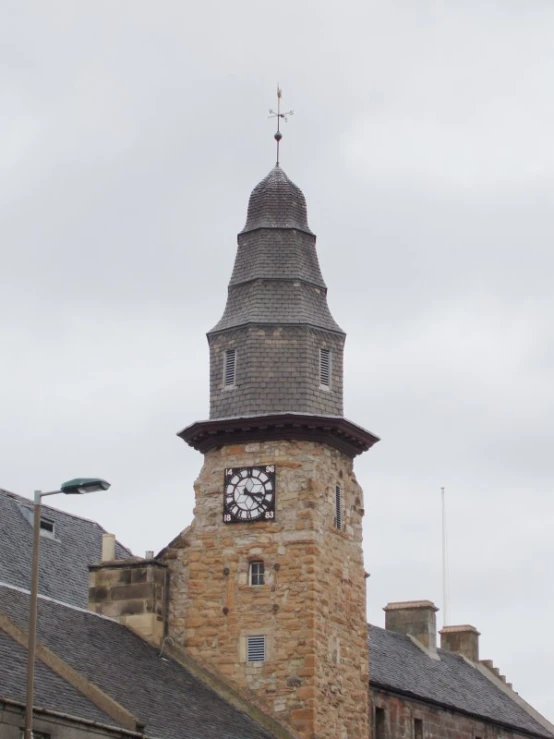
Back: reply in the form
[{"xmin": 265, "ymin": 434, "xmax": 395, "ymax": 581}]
[
  {"xmin": 89, "ymin": 559, "xmax": 168, "ymax": 572},
  {"xmin": 178, "ymin": 413, "xmax": 379, "ymax": 458}
]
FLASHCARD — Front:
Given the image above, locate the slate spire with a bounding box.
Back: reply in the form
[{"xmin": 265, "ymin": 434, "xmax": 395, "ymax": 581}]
[
  {"xmin": 207, "ymin": 165, "xmax": 345, "ymax": 420},
  {"xmin": 241, "ymin": 165, "xmax": 313, "ymax": 235}
]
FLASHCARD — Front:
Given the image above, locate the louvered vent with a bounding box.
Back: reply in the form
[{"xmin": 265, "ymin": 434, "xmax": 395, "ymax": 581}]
[
  {"xmin": 335, "ymin": 484, "xmax": 342, "ymax": 530},
  {"xmin": 319, "ymin": 348, "xmax": 331, "ymax": 387},
  {"xmin": 224, "ymin": 349, "xmax": 236, "ymax": 387},
  {"xmin": 247, "ymin": 635, "xmax": 266, "ymax": 662}
]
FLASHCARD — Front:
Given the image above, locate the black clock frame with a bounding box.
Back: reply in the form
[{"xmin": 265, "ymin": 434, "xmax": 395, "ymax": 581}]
[{"xmin": 223, "ymin": 465, "xmax": 276, "ymax": 524}]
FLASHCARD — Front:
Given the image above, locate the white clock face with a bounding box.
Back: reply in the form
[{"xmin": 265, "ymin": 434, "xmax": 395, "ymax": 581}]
[{"xmin": 223, "ymin": 466, "xmax": 276, "ymax": 523}]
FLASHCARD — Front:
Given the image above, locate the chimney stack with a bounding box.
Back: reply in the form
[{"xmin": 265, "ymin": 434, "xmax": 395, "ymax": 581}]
[
  {"xmin": 101, "ymin": 533, "xmax": 116, "ymax": 562},
  {"xmin": 88, "ymin": 559, "xmax": 168, "ymax": 646},
  {"xmin": 440, "ymin": 625, "xmax": 480, "ymax": 662},
  {"xmin": 384, "ymin": 601, "xmax": 438, "ymax": 650}
]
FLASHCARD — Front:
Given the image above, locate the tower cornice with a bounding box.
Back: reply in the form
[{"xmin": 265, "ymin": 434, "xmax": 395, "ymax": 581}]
[
  {"xmin": 178, "ymin": 413, "xmax": 379, "ymax": 458},
  {"xmin": 206, "ymin": 321, "xmax": 346, "ymax": 338}
]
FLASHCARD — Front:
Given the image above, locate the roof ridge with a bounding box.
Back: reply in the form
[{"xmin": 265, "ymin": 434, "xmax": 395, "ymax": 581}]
[
  {"xmin": 0, "ymin": 488, "xmax": 133, "ymax": 556},
  {"xmin": 0, "ymin": 609, "xmax": 141, "ymax": 732},
  {"xmin": 474, "ymin": 660, "xmax": 554, "ymax": 736},
  {"xmin": 368, "ymin": 623, "xmax": 554, "ymax": 738},
  {"xmin": 0, "ymin": 582, "xmax": 119, "ymax": 622},
  {"xmin": 0, "ymin": 586, "xmax": 276, "ymax": 739},
  {"xmin": 0, "ymin": 697, "xmax": 142, "ymax": 738}
]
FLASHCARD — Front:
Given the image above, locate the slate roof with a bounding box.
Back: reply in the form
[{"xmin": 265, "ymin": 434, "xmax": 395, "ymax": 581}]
[
  {"xmin": 210, "ymin": 172, "xmax": 344, "ymax": 336},
  {"xmin": 230, "ymin": 230, "xmax": 326, "ymax": 289},
  {"xmin": 212, "ymin": 278, "xmax": 343, "ymax": 333},
  {"xmin": 0, "ymin": 628, "xmax": 117, "ymax": 726},
  {"xmin": 0, "ymin": 585, "xmax": 274, "ymax": 739},
  {"xmin": 369, "ymin": 624, "xmax": 553, "ymax": 738},
  {"xmin": 207, "ymin": 164, "xmax": 346, "ymax": 421},
  {"xmin": 240, "ymin": 166, "xmax": 313, "ymax": 235},
  {"xmin": 0, "ymin": 488, "xmax": 132, "ymax": 608}
]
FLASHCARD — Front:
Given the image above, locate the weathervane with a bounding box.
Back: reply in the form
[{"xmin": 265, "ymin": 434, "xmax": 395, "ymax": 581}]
[{"xmin": 269, "ymin": 85, "xmax": 293, "ymax": 166}]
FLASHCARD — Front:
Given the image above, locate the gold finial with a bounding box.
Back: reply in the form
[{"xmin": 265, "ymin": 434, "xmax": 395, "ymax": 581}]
[{"xmin": 269, "ymin": 84, "xmax": 293, "ymax": 166}]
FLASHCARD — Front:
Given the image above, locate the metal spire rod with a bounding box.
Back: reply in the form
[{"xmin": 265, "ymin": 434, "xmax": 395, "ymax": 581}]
[
  {"xmin": 269, "ymin": 85, "xmax": 293, "ymax": 166},
  {"xmin": 441, "ymin": 486, "xmax": 449, "ymax": 627}
]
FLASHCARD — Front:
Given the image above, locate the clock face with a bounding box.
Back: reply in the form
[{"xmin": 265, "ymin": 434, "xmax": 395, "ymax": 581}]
[{"xmin": 223, "ymin": 466, "xmax": 276, "ymax": 523}]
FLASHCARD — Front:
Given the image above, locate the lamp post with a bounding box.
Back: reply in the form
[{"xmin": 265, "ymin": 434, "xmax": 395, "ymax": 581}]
[{"xmin": 24, "ymin": 477, "xmax": 110, "ymax": 739}]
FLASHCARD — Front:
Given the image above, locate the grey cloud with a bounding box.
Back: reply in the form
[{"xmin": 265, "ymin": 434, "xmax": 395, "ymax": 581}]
[{"xmin": 1, "ymin": 0, "xmax": 552, "ymax": 721}]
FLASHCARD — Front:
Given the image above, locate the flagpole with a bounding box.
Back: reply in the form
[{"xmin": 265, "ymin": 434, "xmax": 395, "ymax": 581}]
[{"xmin": 441, "ymin": 486, "xmax": 448, "ymax": 626}]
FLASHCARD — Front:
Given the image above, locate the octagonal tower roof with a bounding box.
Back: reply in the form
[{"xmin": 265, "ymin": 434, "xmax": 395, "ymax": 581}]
[{"xmin": 240, "ymin": 165, "xmax": 313, "ymax": 235}]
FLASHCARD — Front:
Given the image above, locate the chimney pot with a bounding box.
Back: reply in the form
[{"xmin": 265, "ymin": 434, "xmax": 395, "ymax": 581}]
[
  {"xmin": 145, "ymin": 550, "xmax": 155, "ymax": 560},
  {"xmin": 384, "ymin": 600, "xmax": 438, "ymax": 650},
  {"xmin": 440, "ymin": 624, "xmax": 480, "ymax": 662},
  {"xmin": 101, "ymin": 533, "xmax": 116, "ymax": 562}
]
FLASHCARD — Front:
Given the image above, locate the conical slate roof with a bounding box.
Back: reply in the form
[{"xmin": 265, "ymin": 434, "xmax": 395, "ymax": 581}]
[
  {"xmin": 240, "ymin": 165, "xmax": 313, "ymax": 235},
  {"xmin": 210, "ymin": 165, "xmax": 341, "ymax": 334},
  {"xmin": 207, "ymin": 163, "xmax": 345, "ymax": 420}
]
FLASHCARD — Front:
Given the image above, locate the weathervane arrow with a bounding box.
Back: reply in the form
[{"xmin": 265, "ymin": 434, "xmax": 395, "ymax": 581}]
[{"xmin": 268, "ymin": 85, "xmax": 293, "ymax": 166}]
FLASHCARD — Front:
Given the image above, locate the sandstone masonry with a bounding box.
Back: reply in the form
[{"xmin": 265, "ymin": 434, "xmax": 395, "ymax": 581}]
[
  {"xmin": 161, "ymin": 439, "xmax": 370, "ymax": 739},
  {"xmin": 88, "ymin": 559, "xmax": 168, "ymax": 646},
  {"xmin": 372, "ymin": 689, "xmax": 543, "ymax": 739}
]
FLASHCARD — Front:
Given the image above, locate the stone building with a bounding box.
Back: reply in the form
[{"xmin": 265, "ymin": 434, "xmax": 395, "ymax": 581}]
[
  {"xmin": 0, "ymin": 488, "xmax": 281, "ymax": 739},
  {"xmin": 1, "ymin": 159, "xmax": 553, "ymax": 739},
  {"xmin": 163, "ymin": 163, "xmax": 379, "ymax": 739}
]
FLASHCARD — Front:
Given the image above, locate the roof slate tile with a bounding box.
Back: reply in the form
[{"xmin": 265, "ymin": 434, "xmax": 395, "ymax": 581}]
[
  {"xmin": 0, "ymin": 489, "xmax": 131, "ymax": 609},
  {"xmin": 0, "ymin": 587, "xmax": 274, "ymax": 739},
  {"xmin": 369, "ymin": 624, "xmax": 553, "ymax": 738},
  {"xmin": 0, "ymin": 628, "xmax": 119, "ymax": 727}
]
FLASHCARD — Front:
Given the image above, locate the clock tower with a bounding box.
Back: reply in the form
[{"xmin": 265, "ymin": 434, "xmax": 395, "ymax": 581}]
[{"xmin": 169, "ymin": 159, "xmax": 378, "ymax": 739}]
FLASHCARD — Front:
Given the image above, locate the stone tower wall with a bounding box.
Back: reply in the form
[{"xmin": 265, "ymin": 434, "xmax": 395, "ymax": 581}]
[
  {"xmin": 208, "ymin": 325, "xmax": 344, "ymax": 419},
  {"xmin": 164, "ymin": 439, "xmax": 369, "ymax": 739}
]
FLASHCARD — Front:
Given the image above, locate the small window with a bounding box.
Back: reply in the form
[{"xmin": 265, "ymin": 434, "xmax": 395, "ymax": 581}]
[
  {"xmin": 224, "ymin": 349, "xmax": 236, "ymax": 387},
  {"xmin": 319, "ymin": 348, "xmax": 331, "ymax": 387},
  {"xmin": 375, "ymin": 707, "xmax": 385, "ymax": 739},
  {"xmin": 414, "ymin": 719, "xmax": 423, "ymax": 739},
  {"xmin": 247, "ymin": 635, "xmax": 265, "ymax": 662},
  {"xmin": 334, "ymin": 484, "xmax": 342, "ymax": 530},
  {"xmin": 249, "ymin": 561, "xmax": 265, "ymax": 586},
  {"xmin": 40, "ymin": 517, "xmax": 55, "ymax": 535}
]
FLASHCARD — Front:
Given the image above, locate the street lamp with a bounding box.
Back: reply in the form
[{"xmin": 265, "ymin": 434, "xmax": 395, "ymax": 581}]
[{"xmin": 24, "ymin": 478, "xmax": 111, "ymax": 739}]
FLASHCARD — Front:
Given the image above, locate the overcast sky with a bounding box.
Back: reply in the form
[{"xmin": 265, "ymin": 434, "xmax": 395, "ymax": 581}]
[{"xmin": 1, "ymin": 0, "xmax": 553, "ymax": 721}]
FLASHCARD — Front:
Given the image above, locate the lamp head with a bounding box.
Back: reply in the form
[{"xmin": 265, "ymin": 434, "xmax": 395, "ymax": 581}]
[{"xmin": 60, "ymin": 478, "xmax": 111, "ymax": 495}]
